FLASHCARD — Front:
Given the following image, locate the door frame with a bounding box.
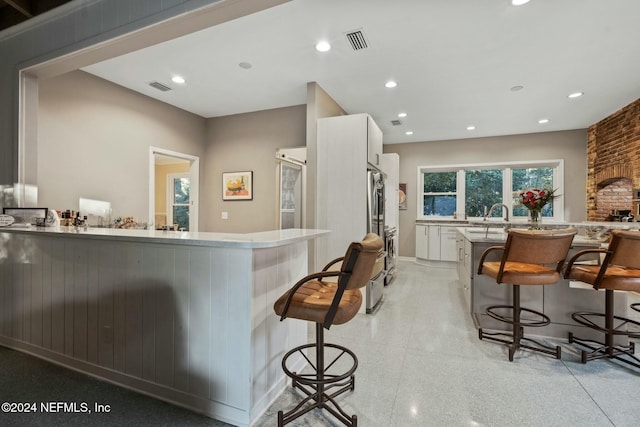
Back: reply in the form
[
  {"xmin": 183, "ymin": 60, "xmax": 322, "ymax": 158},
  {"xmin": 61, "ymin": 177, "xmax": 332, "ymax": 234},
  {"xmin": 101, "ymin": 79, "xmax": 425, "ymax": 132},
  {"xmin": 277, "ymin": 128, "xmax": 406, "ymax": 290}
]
[{"xmin": 149, "ymin": 147, "xmax": 199, "ymax": 231}]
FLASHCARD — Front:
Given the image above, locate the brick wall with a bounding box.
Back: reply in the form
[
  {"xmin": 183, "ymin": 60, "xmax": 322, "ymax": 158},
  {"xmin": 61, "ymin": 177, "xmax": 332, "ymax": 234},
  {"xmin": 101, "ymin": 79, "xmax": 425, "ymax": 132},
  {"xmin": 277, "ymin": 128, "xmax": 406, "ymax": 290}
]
[{"xmin": 587, "ymin": 98, "xmax": 640, "ymax": 221}]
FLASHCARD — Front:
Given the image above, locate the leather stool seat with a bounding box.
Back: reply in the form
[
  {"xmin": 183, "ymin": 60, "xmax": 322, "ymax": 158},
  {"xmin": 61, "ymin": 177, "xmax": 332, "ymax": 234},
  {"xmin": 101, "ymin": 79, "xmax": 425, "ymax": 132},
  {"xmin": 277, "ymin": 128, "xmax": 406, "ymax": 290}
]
[
  {"xmin": 478, "ymin": 228, "xmax": 577, "ymax": 361},
  {"xmin": 273, "ymin": 281, "xmax": 362, "ymax": 326}
]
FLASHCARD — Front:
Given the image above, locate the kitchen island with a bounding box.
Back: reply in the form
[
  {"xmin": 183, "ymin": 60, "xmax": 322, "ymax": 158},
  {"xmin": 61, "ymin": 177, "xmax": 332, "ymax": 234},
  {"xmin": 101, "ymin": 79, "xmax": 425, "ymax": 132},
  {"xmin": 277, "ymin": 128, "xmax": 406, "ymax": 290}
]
[
  {"xmin": 456, "ymin": 226, "xmax": 634, "ymax": 341},
  {"xmin": 0, "ymin": 226, "xmax": 328, "ymax": 426}
]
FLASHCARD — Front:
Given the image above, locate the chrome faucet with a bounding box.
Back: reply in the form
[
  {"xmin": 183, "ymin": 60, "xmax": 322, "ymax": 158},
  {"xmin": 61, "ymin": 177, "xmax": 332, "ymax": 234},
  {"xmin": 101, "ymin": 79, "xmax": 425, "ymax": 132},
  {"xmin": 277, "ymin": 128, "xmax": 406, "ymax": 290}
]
[{"xmin": 484, "ymin": 203, "xmax": 510, "ymax": 221}]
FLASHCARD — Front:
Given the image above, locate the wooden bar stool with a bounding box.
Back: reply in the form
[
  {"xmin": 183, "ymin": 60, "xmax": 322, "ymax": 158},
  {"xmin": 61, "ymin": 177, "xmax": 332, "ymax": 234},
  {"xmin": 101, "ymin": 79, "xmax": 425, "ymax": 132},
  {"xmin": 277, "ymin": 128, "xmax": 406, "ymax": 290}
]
[
  {"xmin": 478, "ymin": 228, "xmax": 577, "ymax": 361},
  {"xmin": 564, "ymin": 230, "xmax": 640, "ymax": 368},
  {"xmin": 273, "ymin": 233, "xmax": 384, "ymax": 426}
]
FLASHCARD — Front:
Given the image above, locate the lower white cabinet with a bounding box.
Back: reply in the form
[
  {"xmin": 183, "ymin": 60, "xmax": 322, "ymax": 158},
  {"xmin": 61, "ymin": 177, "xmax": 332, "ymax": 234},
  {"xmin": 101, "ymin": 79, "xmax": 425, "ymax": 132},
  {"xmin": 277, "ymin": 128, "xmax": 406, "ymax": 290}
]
[
  {"xmin": 416, "ymin": 224, "xmax": 459, "ymax": 262},
  {"xmin": 439, "ymin": 226, "xmax": 458, "ymax": 261},
  {"xmin": 416, "ymin": 224, "xmax": 429, "ymax": 259}
]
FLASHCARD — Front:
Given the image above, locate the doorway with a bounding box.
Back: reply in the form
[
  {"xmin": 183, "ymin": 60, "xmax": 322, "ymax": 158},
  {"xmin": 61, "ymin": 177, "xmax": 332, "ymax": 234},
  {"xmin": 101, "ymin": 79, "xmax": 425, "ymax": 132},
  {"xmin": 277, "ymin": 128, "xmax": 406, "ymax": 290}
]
[{"xmin": 149, "ymin": 147, "xmax": 199, "ymax": 232}]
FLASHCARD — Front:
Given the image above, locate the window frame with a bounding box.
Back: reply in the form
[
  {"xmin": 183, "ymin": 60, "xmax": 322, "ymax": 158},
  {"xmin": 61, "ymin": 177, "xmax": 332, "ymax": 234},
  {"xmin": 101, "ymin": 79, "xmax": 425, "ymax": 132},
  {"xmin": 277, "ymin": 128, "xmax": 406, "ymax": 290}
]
[{"xmin": 417, "ymin": 159, "xmax": 564, "ymax": 222}]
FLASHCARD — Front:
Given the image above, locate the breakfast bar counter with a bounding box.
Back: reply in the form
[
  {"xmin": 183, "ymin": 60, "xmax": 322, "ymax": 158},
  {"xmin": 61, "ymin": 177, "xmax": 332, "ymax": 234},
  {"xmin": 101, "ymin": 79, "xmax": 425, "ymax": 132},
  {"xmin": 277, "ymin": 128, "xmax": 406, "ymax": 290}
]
[{"xmin": 0, "ymin": 226, "xmax": 328, "ymax": 426}]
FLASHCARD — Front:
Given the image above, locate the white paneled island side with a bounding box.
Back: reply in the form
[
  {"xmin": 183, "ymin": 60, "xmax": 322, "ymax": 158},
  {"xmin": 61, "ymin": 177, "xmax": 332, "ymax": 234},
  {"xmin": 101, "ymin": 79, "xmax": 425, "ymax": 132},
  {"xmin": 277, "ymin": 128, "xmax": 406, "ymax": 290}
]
[{"xmin": 0, "ymin": 226, "xmax": 329, "ymax": 426}]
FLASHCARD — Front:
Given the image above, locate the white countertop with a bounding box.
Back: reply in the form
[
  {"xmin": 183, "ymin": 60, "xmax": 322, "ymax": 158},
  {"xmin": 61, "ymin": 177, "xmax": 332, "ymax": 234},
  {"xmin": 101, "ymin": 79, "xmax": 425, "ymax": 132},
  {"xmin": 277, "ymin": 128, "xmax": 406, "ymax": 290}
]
[
  {"xmin": 0, "ymin": 225, "xmax": 330, "ymax": 248},
  {"xmin": 457, "ymin": 227, "xmax": 611, "ymax": 246},
  {"xmin": 465, "ymin": 219, "xmax": 640, "ymax": 230}
]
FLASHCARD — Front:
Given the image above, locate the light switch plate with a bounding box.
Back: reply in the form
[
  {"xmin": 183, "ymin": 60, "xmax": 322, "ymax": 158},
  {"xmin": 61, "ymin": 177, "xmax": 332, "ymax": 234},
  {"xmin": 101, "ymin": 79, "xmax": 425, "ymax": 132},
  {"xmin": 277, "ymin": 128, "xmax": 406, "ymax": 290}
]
[{"xmin": 221, "ymin": 211, "xmax": 229, "ymax": 220}]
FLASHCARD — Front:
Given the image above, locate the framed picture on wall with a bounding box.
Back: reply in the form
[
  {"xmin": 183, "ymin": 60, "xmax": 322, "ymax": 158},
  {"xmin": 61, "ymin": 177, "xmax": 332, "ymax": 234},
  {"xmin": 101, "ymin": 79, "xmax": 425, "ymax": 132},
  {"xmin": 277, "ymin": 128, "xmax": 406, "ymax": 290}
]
[
  {"xmin": 222, "ymin": 171, "xmax": 253, "ymax": 200},
  {"xmin": 399, "ymin": 183, "xmax": 407, "ymax": 210}
]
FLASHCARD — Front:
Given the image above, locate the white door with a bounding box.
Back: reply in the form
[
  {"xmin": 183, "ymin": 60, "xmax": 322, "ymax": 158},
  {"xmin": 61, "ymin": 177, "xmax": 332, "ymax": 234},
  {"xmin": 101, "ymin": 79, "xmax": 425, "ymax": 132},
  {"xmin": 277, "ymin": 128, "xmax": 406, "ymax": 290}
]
[{"xmin": 278, "ymin": 161, "xmax": 304, "ymax": 229}]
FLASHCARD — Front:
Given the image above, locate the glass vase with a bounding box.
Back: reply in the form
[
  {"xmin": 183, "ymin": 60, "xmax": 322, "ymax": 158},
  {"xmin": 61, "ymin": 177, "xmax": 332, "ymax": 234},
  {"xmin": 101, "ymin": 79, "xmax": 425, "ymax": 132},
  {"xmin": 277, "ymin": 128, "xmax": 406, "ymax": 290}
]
[{"xmin": 529, "ymin": 209, "xmax": 542, "ymax": 230}]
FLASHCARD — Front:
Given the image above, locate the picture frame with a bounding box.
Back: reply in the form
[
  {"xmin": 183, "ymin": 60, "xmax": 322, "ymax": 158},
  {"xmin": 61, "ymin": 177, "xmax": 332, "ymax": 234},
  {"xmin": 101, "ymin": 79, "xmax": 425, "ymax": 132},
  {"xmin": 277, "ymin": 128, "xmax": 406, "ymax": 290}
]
[
  {"xmin": 3, "ymin": 207, "xmax": 48, "ymax": 225},
  {"xmin": 399, "ymin": 183, "xmax": 407, "ymax": 210},
  {"xmin": 222, "ymin": 171, "xmax": 253, "ymax": 200}
]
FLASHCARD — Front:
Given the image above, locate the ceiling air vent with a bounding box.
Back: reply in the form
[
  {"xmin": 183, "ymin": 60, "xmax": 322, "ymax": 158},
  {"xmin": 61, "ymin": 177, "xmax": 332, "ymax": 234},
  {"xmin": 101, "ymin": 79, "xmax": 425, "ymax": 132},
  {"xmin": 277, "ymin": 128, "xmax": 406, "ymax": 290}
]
[
  {"xmin": 148, "ymin": 81, "xmax": 172, "ymax": 92},
  {"xmin": 345, "ymin": 29, "xmax": 368, "ymax": 51},
  {"xmin": 391, "ymin": 119, "xmax": 402, "ymax": 126}
]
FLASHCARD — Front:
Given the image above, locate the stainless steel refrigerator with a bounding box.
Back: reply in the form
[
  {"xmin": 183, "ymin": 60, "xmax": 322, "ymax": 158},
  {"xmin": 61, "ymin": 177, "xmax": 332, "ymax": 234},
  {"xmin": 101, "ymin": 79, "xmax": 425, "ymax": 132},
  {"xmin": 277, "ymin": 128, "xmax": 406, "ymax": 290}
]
[{"xmin": 366, "ymin": 168, "xmax": 386, "ymax": 312}]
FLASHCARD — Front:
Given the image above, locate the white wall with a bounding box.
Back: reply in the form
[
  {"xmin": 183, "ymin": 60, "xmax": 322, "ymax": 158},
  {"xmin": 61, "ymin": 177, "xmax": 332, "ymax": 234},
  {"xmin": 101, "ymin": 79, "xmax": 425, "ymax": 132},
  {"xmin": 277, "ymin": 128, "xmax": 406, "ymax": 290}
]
[
  {"xmin": 384, "ymin": 129, "xmax": 588, "ymax": 257},
  {"xmin": 38, "ymin": 70, "xmax": 207, "ymax": 221}
]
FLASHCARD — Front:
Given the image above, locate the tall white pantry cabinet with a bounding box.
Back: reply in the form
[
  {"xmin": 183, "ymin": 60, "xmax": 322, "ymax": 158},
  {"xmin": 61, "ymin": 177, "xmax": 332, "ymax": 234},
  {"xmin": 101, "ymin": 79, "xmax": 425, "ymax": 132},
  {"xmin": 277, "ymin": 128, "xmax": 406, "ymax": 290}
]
[{"xmin": 315, "ymin": 113, "xmax": 383, "ymax": 269}]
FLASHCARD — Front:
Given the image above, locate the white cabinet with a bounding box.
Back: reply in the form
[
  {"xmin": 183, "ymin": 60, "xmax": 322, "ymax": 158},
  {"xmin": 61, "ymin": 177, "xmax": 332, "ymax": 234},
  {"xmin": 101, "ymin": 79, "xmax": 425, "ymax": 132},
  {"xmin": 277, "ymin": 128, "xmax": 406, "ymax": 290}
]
[
  {"xmin": 440, "ymin": 226, "xmax": 458, "ymax": 261},
  {"xmin": 316, "ymin": 113, "xmax": 380, "ymax": 268},
  {"xmin": 416, "ymin": 224, "xmax": 460, "ymax": 262},
  {"xmin": 416, "ymin": 224, "xmax": 429, "ymax": 259},
  {"xmin": 367, "ymin": 115, "xmax": 383, "ymax": 167}
]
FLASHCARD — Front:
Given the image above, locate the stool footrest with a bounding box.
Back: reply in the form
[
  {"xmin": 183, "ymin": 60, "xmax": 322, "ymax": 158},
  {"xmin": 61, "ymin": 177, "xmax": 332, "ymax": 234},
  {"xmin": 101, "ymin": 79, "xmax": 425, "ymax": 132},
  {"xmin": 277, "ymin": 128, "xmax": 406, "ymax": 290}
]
[
  {"xmin": 279, "ymin": 340, "xmax": 358, "ymax": 427},
  {"xmin": 486, "ymin": 304, "xmax": 551, "ymax": 328},
  {"xmin": 479, "ymin": 328, "xmax": 561, "ymax": 361},
  {"xmin": 568, "ymin": 331, "xmax": 640, "ymax": 368},
  {"xmin": 571, "ymin": 312, "xmax": 640, "ymax": 338}
]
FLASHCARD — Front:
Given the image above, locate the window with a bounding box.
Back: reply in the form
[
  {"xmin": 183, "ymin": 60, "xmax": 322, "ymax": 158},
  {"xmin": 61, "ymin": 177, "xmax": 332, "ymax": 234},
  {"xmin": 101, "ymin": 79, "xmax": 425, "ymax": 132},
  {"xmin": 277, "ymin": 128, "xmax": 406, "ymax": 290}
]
[
  {"xmin": 418, "ymin": 160, "xmax": 563, "ymax": 221},
  {"xmin": 512, "ymin": 167, "xmax": 554, "ymax": 218},
  {"xmin": 422, "ymin": 171, "xmax": 456, "ymax": 216},
  {"xmin": 168, "ymin": 173, "xmax": 190, "ymax": 230},
  {"xmin": 465, "ymin": 169, "xmax": 503, "ymax": 218}
]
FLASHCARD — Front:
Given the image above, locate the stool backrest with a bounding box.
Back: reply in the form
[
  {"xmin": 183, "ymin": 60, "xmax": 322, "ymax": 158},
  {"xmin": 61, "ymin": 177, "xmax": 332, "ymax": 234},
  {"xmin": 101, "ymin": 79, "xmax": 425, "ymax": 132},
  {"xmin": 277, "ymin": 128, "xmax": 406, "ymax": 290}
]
[
  {"xmin": 323, "ymin": 233, "xmax": 383, "ymax": 328},
  {"xmin": 605, "ymin": 230, "xmax": 640, "ymax": 270},
  {"xmin": 502, "ymin": 228, "xmax": 577, "ymax": 267},
  {"xmin": 338, "ymin": 233, "xmax": 384, "ymax": 291}
]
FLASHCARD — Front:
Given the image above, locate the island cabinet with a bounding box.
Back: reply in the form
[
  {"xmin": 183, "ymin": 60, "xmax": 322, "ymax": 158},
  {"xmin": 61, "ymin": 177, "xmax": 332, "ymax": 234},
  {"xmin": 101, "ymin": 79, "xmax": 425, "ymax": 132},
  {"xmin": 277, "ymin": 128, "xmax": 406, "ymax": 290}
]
[
  {"xmin": 0, "ymin": 227, "xmax": 327, "ymax": 427},
  {"xmin": 455, "ymin": 230, "xmax": 473, "ymax": 303},
  {"xmin": 415, "ymin": 224, "xmax": 459, "ymax": 262}
]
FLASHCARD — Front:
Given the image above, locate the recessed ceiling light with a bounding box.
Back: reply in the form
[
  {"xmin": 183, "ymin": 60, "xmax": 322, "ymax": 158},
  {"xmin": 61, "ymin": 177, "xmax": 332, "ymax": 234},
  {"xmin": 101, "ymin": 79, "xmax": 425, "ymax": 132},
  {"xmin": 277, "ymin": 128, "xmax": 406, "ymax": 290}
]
[
  {"xmin": 538, "ymin": 118, "xmax": 550, "ymax": 124},
  {"xmin": 568, "ymin": 92, "xmax": 584, "ymax": 98},
  {"xmin": 238, "ymin": 62, "xmax": 252, "ymax": 69},
  {"xmin": 171, "ymin": 75, "xmax": 185, "ymax": 84},
  {"xmin": 405, "ymin": 131, "xmax": 413, "ymax": 135},
  {"xmin": 398, "ymin": 112, "xmax": 407, "ymax": 118},
  {"xmin": 315, "ymin": 41, "xmax": 331, "ymax": 52},
  {"xmin": 467, "ymin": 126, "xmax": 476, "ymax": 131},
  {"xmin": 385, "ymin": 81, "xmax": 397, "ymax": 88},
  {"xmin": 511, "ymin": 0, "xmax": 530, "ymax": 6}
]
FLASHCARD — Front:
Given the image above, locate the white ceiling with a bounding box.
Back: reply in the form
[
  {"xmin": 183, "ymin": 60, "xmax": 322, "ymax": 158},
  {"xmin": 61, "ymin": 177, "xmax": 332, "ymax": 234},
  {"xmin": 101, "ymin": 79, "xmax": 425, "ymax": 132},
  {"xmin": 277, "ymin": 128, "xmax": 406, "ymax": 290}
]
[{"xmin": 82, "ymin": 0, "xmax": 640, "ymax": 144}]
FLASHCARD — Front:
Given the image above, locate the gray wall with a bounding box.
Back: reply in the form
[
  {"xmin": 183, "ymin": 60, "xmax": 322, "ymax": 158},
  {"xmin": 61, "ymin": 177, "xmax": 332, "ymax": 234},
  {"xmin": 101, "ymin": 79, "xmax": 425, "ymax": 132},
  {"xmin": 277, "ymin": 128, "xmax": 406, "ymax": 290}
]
[
  {"xmin": 37, "ymin": 69, "xmax": 306, "ymax": 232},
  {"xmin": 204, "ymin": 105, "xmax": 306, "ymax": 232},
  {"xmin": 0, "ymin": 0, "xmax": 287, "ymax": 185},
  {"xmin": 38, "ymin": 70, "xmax": 207, "ymax": 221},
  {"xmin": 384, "ymin": 129, "xmax": 588, "ymax": 257}
]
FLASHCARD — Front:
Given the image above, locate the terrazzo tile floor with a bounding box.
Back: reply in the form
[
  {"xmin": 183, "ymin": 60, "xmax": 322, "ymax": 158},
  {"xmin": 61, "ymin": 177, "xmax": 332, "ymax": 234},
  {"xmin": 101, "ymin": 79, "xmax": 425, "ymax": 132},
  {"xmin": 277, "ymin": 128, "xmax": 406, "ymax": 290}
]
[{"xmin": 2, "ymin": 260, "xmax": 640, "ymax": 426}]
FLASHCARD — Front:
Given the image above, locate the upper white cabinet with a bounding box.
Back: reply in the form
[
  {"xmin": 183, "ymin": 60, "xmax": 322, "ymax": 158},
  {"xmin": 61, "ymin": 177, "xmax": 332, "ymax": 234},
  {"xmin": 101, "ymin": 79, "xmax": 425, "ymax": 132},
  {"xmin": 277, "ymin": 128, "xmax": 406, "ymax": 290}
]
[{"xmin": 367, "ymin": 115, "xmax": 383, "ymax": 167}]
